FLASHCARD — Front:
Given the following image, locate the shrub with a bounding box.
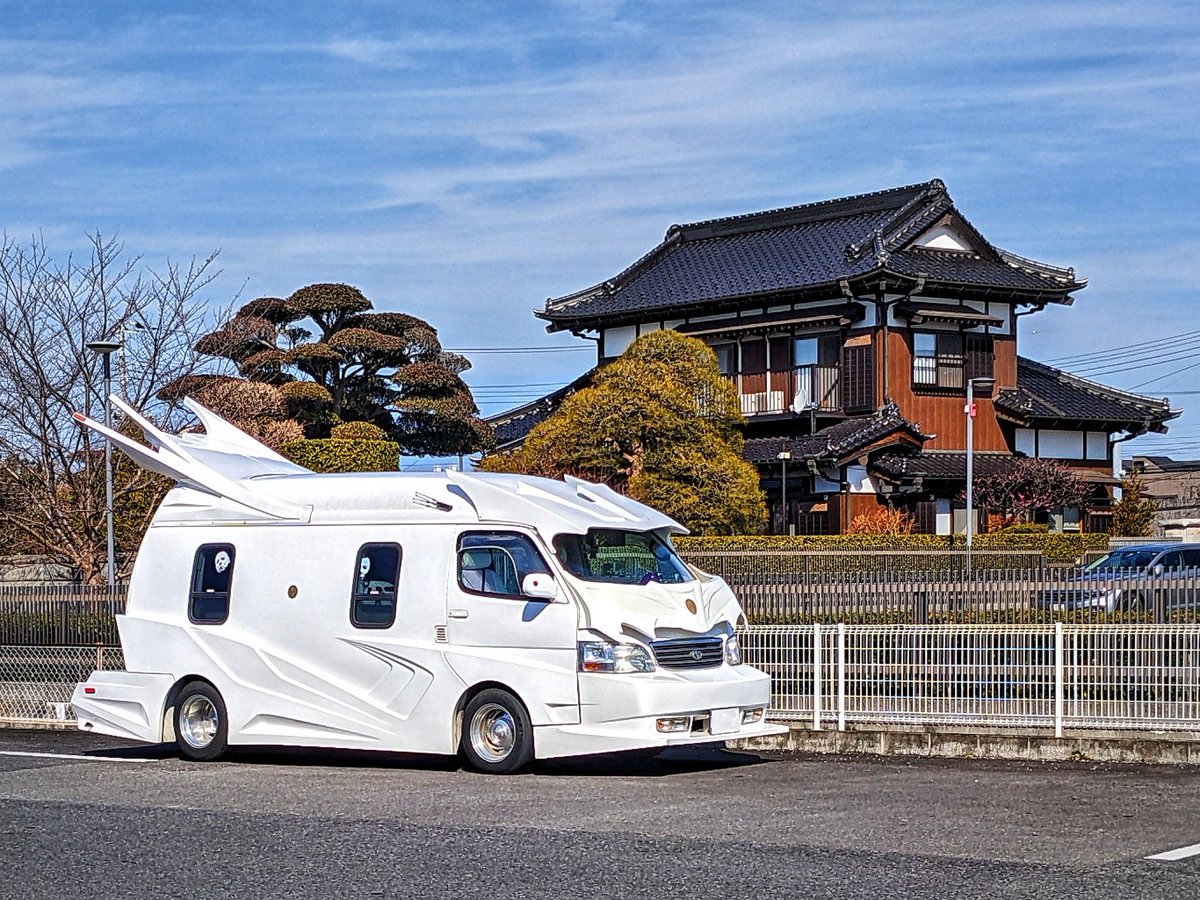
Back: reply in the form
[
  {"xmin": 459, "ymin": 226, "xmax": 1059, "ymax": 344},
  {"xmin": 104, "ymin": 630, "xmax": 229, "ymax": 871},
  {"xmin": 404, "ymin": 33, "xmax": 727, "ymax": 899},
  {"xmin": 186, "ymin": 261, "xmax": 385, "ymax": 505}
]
[
  {"xmin": 848, "ymin": 507, "xmax": 916, "ymax": 535},
  {"xmin": 281, "ymin": 438, "xmax": 399, "ymax": 473},
  {"xmin": 331, "ymin": 420, "xmax": 388, "ymax": 441}
]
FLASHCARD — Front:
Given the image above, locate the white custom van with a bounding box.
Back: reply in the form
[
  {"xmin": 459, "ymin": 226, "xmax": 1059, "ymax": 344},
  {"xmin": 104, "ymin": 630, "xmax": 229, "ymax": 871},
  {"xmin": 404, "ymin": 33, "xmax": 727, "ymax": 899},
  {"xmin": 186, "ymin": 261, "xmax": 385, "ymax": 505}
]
[{"xmin": 71, "ymin": 397, "xmax": 784, "ymax": 772}]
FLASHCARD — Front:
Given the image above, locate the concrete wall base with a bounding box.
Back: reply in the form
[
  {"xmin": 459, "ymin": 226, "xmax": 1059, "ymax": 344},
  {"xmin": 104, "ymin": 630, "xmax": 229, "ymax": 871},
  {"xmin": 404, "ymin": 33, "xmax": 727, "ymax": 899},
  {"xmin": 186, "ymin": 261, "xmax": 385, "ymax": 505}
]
[
  {"xmin": 730, "ymin": 723, "xmax": 1200, "ymax": 765},
  {"xmin": 0, "ymin": 719, "xmax": 77, "ymax": 731}
]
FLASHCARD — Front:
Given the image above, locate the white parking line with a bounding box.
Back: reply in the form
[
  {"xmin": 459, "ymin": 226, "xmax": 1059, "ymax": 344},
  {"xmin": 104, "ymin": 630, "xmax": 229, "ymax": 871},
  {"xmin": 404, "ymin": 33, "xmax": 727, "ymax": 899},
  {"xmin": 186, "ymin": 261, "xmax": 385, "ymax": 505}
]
[
  {"xmin": 1145, "ymin": 842, "xmax": 1200, "ymax": 862},
  {"xmin": 0, "ymin": 750, "xmax": 156, "ymax": 764}
]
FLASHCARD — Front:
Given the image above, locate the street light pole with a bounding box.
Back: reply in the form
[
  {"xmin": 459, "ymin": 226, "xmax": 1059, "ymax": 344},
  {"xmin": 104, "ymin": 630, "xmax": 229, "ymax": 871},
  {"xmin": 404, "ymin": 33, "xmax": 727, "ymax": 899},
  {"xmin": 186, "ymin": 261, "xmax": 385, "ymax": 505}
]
[
  {"xmin": 778, "ymin": 450, "xmax": 792, "ymax": 536},
  {"xmin": 86, "ymin": 339, "xmax": 122, "ymax": 587},
  {"xmin": 965, "ymin": 376, "xmax": 996, "ymax": 578}
]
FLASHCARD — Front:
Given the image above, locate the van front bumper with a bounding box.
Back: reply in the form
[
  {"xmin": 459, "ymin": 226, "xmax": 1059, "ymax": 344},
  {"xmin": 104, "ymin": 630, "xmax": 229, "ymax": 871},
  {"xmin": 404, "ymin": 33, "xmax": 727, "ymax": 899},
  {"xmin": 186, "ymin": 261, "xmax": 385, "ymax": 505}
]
[{"xmin": 532, "ymin": 663, "xmax": 787, "ymax": 759}]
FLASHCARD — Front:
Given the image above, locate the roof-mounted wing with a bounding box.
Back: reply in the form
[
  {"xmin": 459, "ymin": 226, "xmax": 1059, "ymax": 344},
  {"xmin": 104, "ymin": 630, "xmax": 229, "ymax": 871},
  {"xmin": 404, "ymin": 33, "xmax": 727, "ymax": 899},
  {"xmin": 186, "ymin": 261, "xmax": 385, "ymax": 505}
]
[{"xmin": 72, "ymin": 395, "xmax": 310, "ymax": 521}]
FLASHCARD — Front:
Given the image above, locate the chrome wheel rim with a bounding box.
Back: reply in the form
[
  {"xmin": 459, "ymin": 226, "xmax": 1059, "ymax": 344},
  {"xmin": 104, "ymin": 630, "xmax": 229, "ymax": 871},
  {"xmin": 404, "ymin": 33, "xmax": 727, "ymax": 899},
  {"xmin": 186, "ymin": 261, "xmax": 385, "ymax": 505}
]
[
  {"xmin": 179, "ymin": 695, "xmax": 219, "ymax": 750},
  {"xmin": 469, "ymin": 703, "xmax": 516, "ymax": 763}
]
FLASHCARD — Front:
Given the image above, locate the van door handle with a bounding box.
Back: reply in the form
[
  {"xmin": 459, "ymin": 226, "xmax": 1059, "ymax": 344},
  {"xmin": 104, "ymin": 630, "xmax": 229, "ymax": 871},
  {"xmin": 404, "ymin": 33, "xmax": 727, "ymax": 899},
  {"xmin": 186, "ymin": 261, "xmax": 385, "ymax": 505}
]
[{"xmin": 448, "ymin": 609, "xmax": 469, "ymax": 619}]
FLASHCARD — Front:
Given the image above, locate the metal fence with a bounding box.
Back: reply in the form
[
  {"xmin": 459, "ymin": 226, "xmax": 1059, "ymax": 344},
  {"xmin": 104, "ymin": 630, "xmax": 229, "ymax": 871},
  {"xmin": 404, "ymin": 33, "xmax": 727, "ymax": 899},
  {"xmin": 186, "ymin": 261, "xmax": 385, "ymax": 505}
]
[
  {"xmin": 0, "ymin": 585, "xmax": 127, "ymax": 645},
  {"xmin": 682, "ymin": 555, "xmax": 1200, "ymax": 625},
  {"xmin": 0, "ymin": 645, "xmax": 124, "ymax": 724},
  {"xmin": 742, "ymin": 624, "xmax": 1200, "ymax": 734},
  {"xmin": 4, "ymin": 629, "xmax": 1199, "ymax": 735}
]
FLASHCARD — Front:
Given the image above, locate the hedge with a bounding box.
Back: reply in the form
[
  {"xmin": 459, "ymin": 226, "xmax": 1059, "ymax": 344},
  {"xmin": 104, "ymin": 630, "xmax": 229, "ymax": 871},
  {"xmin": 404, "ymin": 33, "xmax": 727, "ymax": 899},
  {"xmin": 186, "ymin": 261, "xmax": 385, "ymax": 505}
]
[
  {"xmin": 281, "ymin": 438, "xmax": 400, "ymax": 473},
  {"xmin": 742, "ymin": 609, "xmax": 1190, "ymax": 626},
  {"xmin": 672, "ymin": 532, "xmax": 1110, "ymax": 577},
  {"xmin": 675, "ymin": 532, "xmax": 1108, "ymax": 560}
]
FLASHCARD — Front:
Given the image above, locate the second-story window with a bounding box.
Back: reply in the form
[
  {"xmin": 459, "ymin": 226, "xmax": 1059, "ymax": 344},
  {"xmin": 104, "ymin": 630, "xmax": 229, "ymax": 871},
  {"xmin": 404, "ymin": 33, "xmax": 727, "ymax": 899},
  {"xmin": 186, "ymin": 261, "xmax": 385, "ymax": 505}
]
[{"xmin": 912, "ymin": 333, "xmax": 964, "ymax": 389}]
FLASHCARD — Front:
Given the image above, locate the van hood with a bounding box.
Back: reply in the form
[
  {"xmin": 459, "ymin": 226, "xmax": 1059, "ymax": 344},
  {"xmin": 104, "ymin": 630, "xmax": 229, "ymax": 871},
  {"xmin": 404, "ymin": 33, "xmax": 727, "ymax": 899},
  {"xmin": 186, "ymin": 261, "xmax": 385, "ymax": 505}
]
[{"xmin": 569, "ymin": 575, "xmax": 744, "ymax": 641}]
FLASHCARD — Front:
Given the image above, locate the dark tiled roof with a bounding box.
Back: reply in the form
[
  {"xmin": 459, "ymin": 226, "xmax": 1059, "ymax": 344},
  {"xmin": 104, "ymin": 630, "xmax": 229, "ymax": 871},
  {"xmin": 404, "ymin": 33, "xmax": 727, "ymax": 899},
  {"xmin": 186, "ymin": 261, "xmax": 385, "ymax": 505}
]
[
  {"xmin": 485, "ymin": 368, "xmax": 596, "ymax": 451},
  {"xmin": 886, "ymin": 248, "xmax": 1077, "ymax": 292},
  {"xmin": 870, "ymin": 451, "xmax": 1022, "ymax": 482},
  {"xmin": 1130, "ymin": 456, "xmax": 1200, "ymax": 472},
  {"xmin": 741, "ymin": 403, "xmax": 929, "ymax": 464},
  {"xmin": 996, "ymin": 358, "xmax": 1178, "ymax": 432},
  {"xmin": 539, "ymin": 180, "xmax": 1082, "ymax": 329}
]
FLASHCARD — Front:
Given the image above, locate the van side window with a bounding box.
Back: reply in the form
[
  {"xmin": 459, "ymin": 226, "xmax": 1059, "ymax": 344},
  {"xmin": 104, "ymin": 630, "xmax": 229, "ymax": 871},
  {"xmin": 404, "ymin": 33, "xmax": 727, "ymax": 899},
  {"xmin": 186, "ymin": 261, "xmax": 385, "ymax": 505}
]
[
  {"xmin": 458, "ymin": 532, "xmax": 550, "ymax": 599},
  {"xmin": 190, "ymin": 544, "xmax": 235, "ymax": 624},
  {"xmin": 351, "ymin": 543, "xmax": 402, "ymax": 628},
  {"xmin": 1183, "ymin": 548, "xmax": 1200, "ymax": 568}
]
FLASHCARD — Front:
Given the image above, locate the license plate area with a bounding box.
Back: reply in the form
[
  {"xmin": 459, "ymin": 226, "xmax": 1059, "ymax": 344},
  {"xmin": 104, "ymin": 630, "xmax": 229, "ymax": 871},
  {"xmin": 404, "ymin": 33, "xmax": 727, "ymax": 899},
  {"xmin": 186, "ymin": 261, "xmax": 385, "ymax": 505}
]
[{"xmin": 709, "ymin": 707, "xmax": 740, "ymax": 736}]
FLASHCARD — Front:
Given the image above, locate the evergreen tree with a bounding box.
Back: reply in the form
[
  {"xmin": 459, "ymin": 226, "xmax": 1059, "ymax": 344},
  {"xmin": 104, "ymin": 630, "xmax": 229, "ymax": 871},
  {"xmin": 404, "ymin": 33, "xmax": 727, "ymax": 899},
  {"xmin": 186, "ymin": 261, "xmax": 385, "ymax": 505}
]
[
  {"xmin": 1111, "ymin": 471, "xmax": 1157, "ymax": 536},
  {"xmin": 480, "ymin": 331, "xmax": 766, "ymax": 535}
]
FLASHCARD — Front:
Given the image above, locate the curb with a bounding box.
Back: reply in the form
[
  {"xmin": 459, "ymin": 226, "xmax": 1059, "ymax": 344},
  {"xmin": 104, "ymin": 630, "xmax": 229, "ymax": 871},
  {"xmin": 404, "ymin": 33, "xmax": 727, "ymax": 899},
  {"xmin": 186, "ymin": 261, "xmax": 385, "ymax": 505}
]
[{"xmin": 730, "ymin": 722, "xmax": 1200, "ymax": 765}]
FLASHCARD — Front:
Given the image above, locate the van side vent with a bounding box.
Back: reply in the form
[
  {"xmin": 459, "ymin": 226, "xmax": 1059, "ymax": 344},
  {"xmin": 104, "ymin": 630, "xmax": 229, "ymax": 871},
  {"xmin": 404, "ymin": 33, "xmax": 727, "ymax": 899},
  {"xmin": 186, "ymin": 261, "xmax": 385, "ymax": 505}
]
[
  {"xmin": 434, "ymin": 625, "xmax": 449, "ymax": 643},
  {"xmin": 414, "ymin": 493, "xmax": 453, "ymax": 512}
]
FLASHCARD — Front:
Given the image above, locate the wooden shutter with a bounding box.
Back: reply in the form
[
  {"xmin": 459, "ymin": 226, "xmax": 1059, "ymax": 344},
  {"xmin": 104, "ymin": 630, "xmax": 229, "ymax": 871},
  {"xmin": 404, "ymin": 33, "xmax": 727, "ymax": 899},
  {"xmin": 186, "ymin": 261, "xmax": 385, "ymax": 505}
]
[
  {"xmin": 842, "ymin": 343, "xmax": 875, "ymax": 413},
  {"xmin": 965, "ymin": 335, "xmax": 994, "ymax": 384}
]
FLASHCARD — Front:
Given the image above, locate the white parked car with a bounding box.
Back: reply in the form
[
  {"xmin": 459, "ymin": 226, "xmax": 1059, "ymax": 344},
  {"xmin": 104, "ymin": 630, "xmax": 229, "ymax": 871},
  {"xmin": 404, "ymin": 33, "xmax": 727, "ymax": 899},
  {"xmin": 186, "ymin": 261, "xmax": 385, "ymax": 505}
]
[{"xmin": 71, "ymin": 396, "xmax": 784, "ymax": 772}]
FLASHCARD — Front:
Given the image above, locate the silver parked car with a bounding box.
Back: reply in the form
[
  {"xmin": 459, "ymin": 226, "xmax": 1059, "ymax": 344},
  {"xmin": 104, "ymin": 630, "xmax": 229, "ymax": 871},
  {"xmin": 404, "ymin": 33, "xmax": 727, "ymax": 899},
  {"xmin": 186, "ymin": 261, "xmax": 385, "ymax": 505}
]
[{"xmin": 1037, "ymin": 543, "xmax": 1200, "ymax": 613}]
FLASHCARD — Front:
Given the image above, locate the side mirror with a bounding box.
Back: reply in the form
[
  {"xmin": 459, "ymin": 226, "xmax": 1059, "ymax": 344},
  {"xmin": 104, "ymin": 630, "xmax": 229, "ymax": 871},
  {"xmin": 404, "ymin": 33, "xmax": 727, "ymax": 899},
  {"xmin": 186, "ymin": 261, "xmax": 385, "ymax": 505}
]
[
  {"xmin": 1152, "ymin": 564, "xmax": 1165, "ymax": 577},
  {"xmin": 521, "ymin": 573, "xmax": 558, "ymax": 601}
]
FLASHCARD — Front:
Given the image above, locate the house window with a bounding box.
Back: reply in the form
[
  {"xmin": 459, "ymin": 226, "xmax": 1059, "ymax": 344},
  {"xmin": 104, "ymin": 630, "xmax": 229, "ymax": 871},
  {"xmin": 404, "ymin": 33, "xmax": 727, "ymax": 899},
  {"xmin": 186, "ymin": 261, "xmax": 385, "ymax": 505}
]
[
  {"xmin": 713, "ymin": 343, "xmax": 736, "ymax": 376},
  {"xmin": 1049, "ymin": 506, "xmax": 1082, "ymax": 533},
  {"xmin": 794, "ymin": 334, "xmax": 841, "ymax": 367},
  {"xmin": 351, "ymin": 543, "xmax": 402, "ymax": 628},
  {"xmin": 913, "ymin": 333, "xmax": 964, "ymax": 389},
  {"xmin": 189, "ymin": 544, "xmax": 235, "ymax": 624}
]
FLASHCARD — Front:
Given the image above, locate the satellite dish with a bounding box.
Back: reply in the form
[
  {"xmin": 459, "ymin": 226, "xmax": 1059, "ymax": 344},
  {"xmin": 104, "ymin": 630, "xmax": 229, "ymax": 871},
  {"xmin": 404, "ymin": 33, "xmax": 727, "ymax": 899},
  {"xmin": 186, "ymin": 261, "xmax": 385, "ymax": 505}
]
[{"xmin": 791, "ymin": 379, "xmax": 814, "ymax": 414}]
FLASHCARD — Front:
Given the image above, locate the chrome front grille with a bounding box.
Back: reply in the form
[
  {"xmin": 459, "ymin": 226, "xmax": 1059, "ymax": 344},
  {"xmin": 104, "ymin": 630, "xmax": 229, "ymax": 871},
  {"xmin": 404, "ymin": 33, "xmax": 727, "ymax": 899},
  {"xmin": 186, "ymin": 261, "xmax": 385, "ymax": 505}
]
[{"xmin": 650, "ymin": 636, "xmax": 724, "ymax": 669}]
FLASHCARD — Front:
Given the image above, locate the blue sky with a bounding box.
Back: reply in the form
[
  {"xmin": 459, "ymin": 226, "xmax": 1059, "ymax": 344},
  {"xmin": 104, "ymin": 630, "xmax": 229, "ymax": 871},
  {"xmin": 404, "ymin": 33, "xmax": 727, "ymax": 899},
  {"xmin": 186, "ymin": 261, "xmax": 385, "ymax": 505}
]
[{"xmin": 4, "ymin": 1, "xmax": 1200, "ymax": 459}]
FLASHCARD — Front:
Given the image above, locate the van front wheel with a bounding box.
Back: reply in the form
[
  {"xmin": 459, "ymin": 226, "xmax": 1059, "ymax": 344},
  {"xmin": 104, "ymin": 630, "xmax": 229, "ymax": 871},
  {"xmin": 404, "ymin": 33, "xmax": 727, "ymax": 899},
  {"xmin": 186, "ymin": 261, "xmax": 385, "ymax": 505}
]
[
  {"xmin": 461, "ymin": 689, "xmax": 533, "ymax": 774},
  {"xmin": 174, "ymin": 681, "xmax": 228, "ymax": 761}
]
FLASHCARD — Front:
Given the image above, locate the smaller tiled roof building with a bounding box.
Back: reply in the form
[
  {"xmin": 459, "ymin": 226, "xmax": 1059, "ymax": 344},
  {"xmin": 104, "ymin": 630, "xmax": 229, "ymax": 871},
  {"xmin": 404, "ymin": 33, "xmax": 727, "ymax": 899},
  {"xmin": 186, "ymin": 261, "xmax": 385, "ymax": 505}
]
[{"xmin": 490, "ymin": 180, "xmax": 1178, "ymax": 535}]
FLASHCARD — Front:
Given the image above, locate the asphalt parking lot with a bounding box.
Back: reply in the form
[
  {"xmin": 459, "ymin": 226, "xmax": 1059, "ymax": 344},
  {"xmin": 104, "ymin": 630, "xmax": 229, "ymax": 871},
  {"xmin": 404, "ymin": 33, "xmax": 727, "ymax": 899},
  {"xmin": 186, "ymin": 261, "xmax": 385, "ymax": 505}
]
[{"xmin": 1, "ymin": 729, "xmax": 1198, "ymax": 899}]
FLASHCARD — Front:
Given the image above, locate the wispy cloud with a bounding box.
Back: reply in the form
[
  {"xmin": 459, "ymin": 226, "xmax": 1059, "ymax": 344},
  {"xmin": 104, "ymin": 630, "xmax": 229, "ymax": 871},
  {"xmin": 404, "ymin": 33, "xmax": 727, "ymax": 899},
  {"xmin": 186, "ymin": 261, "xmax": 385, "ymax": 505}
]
[{"xmin": 2, "ymin": 1, "xmax": 1200, "ymax": 446}]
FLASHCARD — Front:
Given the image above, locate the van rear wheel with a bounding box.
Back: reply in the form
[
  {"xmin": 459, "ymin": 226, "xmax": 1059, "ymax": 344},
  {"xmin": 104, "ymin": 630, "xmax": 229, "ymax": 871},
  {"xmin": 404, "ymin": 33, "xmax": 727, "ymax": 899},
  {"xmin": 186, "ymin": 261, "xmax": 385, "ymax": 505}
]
[
  {"xmin": 174, "ymin": 681, "xmax": 228, "ymax": 761},
  {"xmin": 461, "ymin": 688, "xmax": 533, "ymax": 774}
]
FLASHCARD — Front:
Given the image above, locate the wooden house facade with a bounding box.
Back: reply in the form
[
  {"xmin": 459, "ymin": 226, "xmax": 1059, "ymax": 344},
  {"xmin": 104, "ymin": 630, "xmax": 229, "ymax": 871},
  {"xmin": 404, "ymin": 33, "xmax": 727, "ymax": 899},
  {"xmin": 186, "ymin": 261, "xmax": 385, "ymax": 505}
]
[{"xmin": 491, "ymin": 180, "xmax": 1178, "ymax": 535}]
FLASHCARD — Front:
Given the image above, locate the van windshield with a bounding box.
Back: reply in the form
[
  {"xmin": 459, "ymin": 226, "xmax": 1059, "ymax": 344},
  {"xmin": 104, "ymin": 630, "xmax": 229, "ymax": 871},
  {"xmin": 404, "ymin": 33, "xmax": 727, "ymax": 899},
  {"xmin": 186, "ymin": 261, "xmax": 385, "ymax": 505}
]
[{"xmin": 553, "ymin": 530, "xmax": 692, "ymax": 585}]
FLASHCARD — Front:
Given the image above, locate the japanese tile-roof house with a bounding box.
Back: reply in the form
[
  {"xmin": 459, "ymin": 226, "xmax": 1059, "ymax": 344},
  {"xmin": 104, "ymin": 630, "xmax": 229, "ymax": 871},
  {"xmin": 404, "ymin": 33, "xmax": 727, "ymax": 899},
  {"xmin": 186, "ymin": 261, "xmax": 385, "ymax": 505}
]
[
  {"xmin": 1126, "ymin": 456, "xmax": 1200, "ymax": 541},
  {"xmin": 489, "ymin": 179, "xmax": 1178, "ymax": 534}
]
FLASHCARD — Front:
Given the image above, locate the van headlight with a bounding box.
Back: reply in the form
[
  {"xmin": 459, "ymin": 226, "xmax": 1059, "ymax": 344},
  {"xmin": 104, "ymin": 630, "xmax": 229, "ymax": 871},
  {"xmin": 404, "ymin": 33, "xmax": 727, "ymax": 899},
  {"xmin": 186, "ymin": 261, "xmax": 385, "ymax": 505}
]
[
  {"xmin": 578, "ymin": 640, "xmax": 656, "ymax": 673},
  {"xmin": 725, "ymin": 633, "xmax": 743, "ymax": 666}
]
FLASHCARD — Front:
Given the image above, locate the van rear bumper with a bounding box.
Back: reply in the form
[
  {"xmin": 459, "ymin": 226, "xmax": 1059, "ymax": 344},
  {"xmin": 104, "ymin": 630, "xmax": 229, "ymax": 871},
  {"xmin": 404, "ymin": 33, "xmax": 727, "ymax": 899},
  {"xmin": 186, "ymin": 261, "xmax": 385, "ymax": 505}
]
[
  {"xmin": 533, "ymin": 664, "xmax": 787, "ymax": 759},
  {"xmin": 72, "ymin": 671, "xmax": 174, "ymax": 744}
]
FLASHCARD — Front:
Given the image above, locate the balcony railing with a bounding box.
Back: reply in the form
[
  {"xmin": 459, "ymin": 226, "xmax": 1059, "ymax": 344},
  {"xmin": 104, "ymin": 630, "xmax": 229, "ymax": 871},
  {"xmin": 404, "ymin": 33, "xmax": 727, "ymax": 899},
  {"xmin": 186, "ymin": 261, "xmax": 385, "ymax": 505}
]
[
  {"xmin": 727, "ymin": 365, "xmax": 841, "ymax": 416},
  {"xmin": 913, "ymin": 354, "xmax": 964, "ymax": 389}
]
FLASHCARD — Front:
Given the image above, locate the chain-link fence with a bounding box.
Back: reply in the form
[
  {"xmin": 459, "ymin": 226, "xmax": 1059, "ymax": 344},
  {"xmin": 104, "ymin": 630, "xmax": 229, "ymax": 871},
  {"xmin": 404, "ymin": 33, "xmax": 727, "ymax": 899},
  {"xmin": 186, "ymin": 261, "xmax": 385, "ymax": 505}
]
[{"xmin": 0, "ymin": 645, "xmax": 124, "ymax": 724}]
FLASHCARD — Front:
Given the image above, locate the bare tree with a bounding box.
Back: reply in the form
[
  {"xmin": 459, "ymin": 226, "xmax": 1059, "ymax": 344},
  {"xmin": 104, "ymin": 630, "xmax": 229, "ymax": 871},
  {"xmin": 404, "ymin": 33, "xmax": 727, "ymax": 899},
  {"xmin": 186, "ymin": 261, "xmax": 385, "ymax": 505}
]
[{"xmin": 0, "ymin": 233, "xmax": 223, "ymax": 583}]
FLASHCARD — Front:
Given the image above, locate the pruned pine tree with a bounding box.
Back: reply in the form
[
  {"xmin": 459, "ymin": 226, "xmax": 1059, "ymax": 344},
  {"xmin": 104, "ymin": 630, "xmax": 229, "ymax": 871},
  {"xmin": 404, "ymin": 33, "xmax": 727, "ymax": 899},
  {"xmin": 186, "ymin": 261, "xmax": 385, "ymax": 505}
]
[{"xmin": 172, "ymin": 283, "xmax": 493, "ymax": 457}]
